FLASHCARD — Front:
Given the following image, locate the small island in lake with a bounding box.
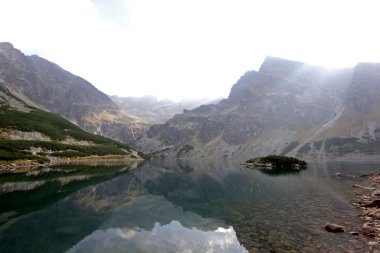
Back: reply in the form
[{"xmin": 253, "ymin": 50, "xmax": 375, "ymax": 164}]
[{"xmin": 243, "ymin": 155, "xmax": 307, "ymax": 170}]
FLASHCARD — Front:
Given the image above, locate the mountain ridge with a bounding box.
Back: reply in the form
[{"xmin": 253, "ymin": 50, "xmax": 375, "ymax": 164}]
[
  {"xmin": 137, "ymin": 56, "xmax": 380, "ymax": 160},
  {"xmin": 0, "ymin": 42, "xmax": 147, "ymax": 145}
]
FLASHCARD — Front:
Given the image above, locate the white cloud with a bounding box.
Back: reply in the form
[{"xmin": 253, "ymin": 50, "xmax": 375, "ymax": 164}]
[{"xmin": 0, "ymin": 0, "xmax": 380, "ymax": 101}]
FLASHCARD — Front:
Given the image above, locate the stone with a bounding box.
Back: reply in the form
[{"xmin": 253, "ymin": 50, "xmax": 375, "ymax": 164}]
[
  {"xmin": 336, "ymin": 172, "xmax": 343, "ymax": 177},
  {"xmin": 361, "ymin": 173, "xmax": 376, "ymax": 179},
  {"xmin": 369, "ymin": 210, "xmax": 380, "ymax": 219},
  {"xmin": 350, "ymin": 231, "xmax": 359, "ymax": 236},
  {"xmin": 365, "ymin": 199, "xmax": 380, "ymax": 208},
  {"xmin": 362, "ymin": 224, "xmax": 374, "ymax": 235},
  {"xmin": 370, "ymin": 243, "xmax": 380, "ymax": 253},
  {"xmin": 325, "ymin": 223, "xmax": 345, "ymax": 233},
  {"xmin": 373, "ymin": 190, "xmax": 380, "ymax": 196}
]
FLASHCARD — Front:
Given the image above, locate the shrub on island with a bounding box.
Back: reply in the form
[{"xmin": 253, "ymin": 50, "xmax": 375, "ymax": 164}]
[{"xmin": 245, "ymin": 155, "xmax": 307, "ymax": 170}]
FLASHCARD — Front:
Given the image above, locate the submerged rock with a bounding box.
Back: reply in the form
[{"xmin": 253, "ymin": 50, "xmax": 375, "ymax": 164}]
[{"xmin": 324, "ymin": 223, "xmax": 345, "ymax": 233}]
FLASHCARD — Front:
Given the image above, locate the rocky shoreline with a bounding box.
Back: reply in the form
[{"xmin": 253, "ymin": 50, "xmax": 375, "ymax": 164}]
[
  {"xmin": 0, "ymin": 160, "xmax": 46, "ymax": 173},
  {"xmin": 0, "ymin": 155, "xmax": 144, "ymax": 174},
  {"xmin": 353, "ymin": 173, "xmax": 380, "ymax": 252}
]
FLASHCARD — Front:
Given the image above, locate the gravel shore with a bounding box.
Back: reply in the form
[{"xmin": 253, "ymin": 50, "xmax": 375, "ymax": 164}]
[{"xmin": 354, "ymin": 173, "xmax": 380, "ymax": 253}]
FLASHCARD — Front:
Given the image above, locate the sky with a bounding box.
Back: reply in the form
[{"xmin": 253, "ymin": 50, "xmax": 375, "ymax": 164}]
[{"xmin": 0, "ymin": 0, "xmax": 380, "ymax": 101}]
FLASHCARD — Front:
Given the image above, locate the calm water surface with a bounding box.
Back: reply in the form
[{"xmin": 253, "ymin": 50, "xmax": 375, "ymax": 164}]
[{"xmin": 0, "ymin": 160, "xmax": 378, "ymax": 252}]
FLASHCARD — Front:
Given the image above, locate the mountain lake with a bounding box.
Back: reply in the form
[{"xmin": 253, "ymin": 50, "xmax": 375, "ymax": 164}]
[{"xmin": 0, "ymin": 159, "xmax": 377, "ymax": 252}]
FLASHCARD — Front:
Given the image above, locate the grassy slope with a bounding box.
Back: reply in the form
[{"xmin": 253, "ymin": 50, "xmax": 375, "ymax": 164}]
[{"xmin": 0, "ymin": 105, "xmax": 144, "ymax": 163}]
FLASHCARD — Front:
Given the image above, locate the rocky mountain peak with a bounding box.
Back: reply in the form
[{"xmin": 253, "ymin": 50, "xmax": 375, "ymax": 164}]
[
  {"xmin": 227, "ymin": 71, "xmax": 258, "ymax": 102},
  {"xmin": 0, "ymin": 42, "xmax": 15, "ymax": 51},
  {"xmin": 258, "ymin": 56, "xmax": 306, "ymax": 77},
  {"xmin": 0, "ymin": 42, "xmax": 25, "ymax": 63},
  {"xmin": 353, "ymin": 62, "xmax": 380, "ymax": 82}
]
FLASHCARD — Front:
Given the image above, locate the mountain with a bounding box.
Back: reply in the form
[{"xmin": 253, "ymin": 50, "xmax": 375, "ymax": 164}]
[
  {"xmin": 138, "ymin": 57, "xmax": 380, "ymax": 160},
  {"xmin": 110, "ymin": 95, "xmax": 222, "ymax": 124},
  {"xmin": 0, "ymin": 42, "xmax": 147, "ymax": 144},
  {"xmin": 0, "ymin": 81, "xmax": 144, "ymax": 168}
]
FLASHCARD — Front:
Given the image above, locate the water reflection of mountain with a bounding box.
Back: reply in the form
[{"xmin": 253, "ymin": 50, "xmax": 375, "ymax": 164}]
[
  {"xmin": 141, "ymin": 159, "xmax": 262, "ymax": 209},
  {"xmin": 0, "ymin": 160, "xmax": 251, "ymax": 253},
  {"xmin": 0, "ymin": 160, "xmax": 371, "ymax": 252},
  {"xmin": 107, "ymin": 160, "xmax": 369, "ymax": 252},
  {"xmin": 257, "ymin": 167, "xmax": 305, "ymax": 176},
  {"xmin": 0, "ymin": 163, "xmax": 140, "ymax": 226},
  {"xmin": 67, "ymin": 195, "xmax": 247, "ymax": 253},
  {"xmin": 0, "ymin": 166, "xmax": 144, "ymax": 252},
  {"xmin": 68, "ymin": 220, "xmax": 246, "ymax": 253}
]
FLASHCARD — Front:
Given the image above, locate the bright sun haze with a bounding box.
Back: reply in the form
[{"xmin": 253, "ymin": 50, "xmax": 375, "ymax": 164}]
[{"xmin": 0, "ymin": 0, "xmax": 379, "ymax": 101}]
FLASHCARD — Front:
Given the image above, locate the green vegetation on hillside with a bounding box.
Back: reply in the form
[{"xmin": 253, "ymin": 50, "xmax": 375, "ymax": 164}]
[
  {"xmin": 0, "ymin": 106, "xmax": 131, "ymax": 147},
  {"xmin": 0, "ymin": 105, "xmax": 143, "ymax": 164},
  {"xmin": 0, "ymin": 149, "xmax": 48, "ymax": 164},
  {"xmin": 0, "ymin": 139, "xmax": 129, "ymax": 160},
  {"xmin": 245, "ymin": 155, "xmax": 307, "ymax": 169}
]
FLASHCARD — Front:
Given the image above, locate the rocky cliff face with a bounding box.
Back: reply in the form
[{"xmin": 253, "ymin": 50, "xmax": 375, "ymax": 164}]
[
  {"xmin": 138, "ymin": 57, "xmax": 380, "ymax": 159},
  {"xmin": 0, "ymin": 42, "xmax": 146, "ymax": 144},
  {"xmin": 296, "ymin": 62, "xmax": 380, "ymax": 159}
]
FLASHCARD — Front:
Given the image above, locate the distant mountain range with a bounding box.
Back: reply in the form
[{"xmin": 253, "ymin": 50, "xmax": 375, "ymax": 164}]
[
  {"xmin": 138, "ymin": 57, "xmax": 380, "ymax": 160},
  {"xmin": 110, "ymin": 96, "xmax": 221, "ymax": 124},
  {"xmin": 1, "ymin": 42, "xmax": 380, "ymax": 160}
]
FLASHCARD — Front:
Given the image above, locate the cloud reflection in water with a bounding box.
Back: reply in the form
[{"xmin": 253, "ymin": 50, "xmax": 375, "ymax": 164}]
[{"xmin": 67, "ymin": 220, "xmax": 247, "ymax": 253}]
